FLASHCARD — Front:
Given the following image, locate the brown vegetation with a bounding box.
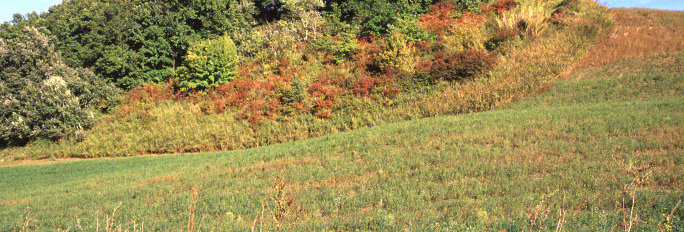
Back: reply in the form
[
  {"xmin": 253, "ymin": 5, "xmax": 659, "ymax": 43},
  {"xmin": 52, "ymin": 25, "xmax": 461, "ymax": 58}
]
[{"xmin": 579, "ymin": 8, "xmax": 684, "ymax": 67}]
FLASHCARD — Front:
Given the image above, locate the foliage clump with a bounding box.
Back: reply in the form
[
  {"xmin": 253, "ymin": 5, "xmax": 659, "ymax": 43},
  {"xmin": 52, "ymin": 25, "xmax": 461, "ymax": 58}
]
[
  {"xmin": 429, "ymin": 49, "xmax": 497, "ymax": 81},
  {"xmin": 375, "ymin": 33, "xmax": 419, "ymax": 73},
  {"xmin": 177, "ymin": 34, "xmax": 238, "ymax": 92},
  {"xmin": 0, "ymin": 27, "xmax": 120, "ymax": 147}
]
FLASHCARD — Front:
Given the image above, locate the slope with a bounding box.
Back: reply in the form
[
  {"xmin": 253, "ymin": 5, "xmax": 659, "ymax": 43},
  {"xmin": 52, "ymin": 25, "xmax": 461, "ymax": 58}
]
[{"xmin": 0, "ymin": 8, "xmax": 682, "ymax": 231}]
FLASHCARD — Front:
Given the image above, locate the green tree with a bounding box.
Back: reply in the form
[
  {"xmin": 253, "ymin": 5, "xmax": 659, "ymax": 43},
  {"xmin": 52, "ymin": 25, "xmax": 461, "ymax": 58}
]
[
  {"xmin": 326, "ymin": 0, "xmax": 435, "ymax": 35},
  {"xmin": 177, "ymin": 34, "xmax": 238, "ymax": 92},
  {"xmin": 0, "ymin": 0, "xmax": 245, "ymax": 90},
  {"xmin": 0, "ymin": 27, "xmax": 120, "ymax": 147}
]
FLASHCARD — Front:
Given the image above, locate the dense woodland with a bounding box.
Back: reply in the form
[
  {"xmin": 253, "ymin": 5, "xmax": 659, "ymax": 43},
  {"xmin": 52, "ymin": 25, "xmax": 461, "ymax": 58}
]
[{"xmin": 0, "ymin": 0, "xmax": 611, "ymax": 156}]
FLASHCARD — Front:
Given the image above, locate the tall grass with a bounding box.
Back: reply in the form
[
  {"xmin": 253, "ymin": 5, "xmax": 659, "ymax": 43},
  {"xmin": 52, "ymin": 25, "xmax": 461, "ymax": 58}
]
[{"xmin": 495, "ymin": 0, "xmax": 559, "ymax": 38}]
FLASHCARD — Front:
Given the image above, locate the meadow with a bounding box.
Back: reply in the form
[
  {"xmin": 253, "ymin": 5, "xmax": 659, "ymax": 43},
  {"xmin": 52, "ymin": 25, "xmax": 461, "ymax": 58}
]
[{"xmin": 1, "ymin": 12, "xmax": 682, "ymax": 229}]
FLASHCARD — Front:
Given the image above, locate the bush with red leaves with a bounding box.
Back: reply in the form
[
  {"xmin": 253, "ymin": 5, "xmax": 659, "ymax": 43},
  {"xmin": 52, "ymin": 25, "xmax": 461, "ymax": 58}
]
[
  {"xmin": 309, "ymin": 75, "xmax": 343, "ymax": 119},
  {"xmin": 117, "ymin": 81, "xmax": 181, "ymax": 118},
  {"xmin": 420, "ymin": 1, "xmax": 456, "ymax": 35}
]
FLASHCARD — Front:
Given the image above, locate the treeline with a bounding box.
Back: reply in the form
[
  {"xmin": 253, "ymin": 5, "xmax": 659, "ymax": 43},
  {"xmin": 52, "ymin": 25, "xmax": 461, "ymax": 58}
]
[
  {"xmin": 1, "ymin": 0, "xmax": 464, "ymax": 89},
  {"xmin": 1, "ymin": 0, "xmax": 610, "ymax": 153}
]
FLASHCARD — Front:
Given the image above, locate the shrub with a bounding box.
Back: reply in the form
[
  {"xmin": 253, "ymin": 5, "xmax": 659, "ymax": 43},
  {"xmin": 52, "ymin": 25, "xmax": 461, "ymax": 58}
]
[
  {"xmin": 444, "ymin": 11, "xmax": 487, "ymax": 51},
  {"xmin": 430, "ymin": 49, "xmax": 497, "ymax": 81},
  {"xmin": 177, "ymin": 34, "xmax": 238, "ymax": 92},
  {"xmin": 421, "ymin": 2, "xmax": 487, "ymax": 52},
  {"xmin": 375, "ymin": 33, "xmax": 419, "ymax": 73},
  {"xmin": 309, "ymin": 22, "xmax": 362, "ymax": 65},
  {"xmin": 0, "ymin": 27, "xmax": 121, "ymax": 147},
  {"xmin": 116, "ymin": 82, "xmax": 179, "ymax": 119},
  {"xmin": 308, "ymin": 73, "xmax": 344, "ymax": 119},
  {"xmin": 420, "ymin": 1, "xmax": 457, "ymax": 35}
]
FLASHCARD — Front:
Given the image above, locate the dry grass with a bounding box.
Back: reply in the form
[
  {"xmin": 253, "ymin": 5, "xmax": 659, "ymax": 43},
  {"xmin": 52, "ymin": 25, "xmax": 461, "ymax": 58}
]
[
  {"xmin": 579, "ymin": 8, "xmax": 684, "ymax": 67},
  {"xmin": 495, "ymin": 0, "xmax": 560, "ymax": 38}
]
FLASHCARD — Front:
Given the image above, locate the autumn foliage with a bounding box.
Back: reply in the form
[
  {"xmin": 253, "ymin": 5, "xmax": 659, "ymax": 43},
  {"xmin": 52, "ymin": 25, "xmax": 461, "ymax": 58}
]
[
  {"xmin": 420, "ymin": 1, "xmax": 456, "ymax": 34},
  {"xmin": 111, "ymin": 1, "xmax": 505, "ymax": 126}
]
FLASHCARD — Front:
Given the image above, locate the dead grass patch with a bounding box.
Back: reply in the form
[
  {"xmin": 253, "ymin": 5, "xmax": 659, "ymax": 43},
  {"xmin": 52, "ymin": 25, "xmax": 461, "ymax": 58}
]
[
  {"xmin": 150, "ymin": 175, "xmax": 180, "ymax": 184},
  {"xmin": 579, "ymin": 9, "xmax": 684, "ymax": 67},
  {"xmin": 0, "ymin": 199, "xmax": 28, "ymax": 207}
]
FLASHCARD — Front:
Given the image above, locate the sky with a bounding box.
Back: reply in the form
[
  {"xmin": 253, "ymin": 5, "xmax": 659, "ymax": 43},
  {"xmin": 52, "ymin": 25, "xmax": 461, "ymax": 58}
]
[
  {"xmin": 1, "ymin": 0, "xmax": 63, "ymax": 24},
  {"xmin": 1, "ymin": 0, "xmax": 683, "ymax": 24}
]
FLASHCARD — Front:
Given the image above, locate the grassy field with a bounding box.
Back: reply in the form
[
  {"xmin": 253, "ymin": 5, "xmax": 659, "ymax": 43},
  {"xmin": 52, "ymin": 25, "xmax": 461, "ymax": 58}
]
[
  {"xmin": 1, "ymin": 52, "xmax": 682, "ymax": 231},
  {"xmin": 1, "ymin": 8, "xmax": 682, "ymax": 231}
]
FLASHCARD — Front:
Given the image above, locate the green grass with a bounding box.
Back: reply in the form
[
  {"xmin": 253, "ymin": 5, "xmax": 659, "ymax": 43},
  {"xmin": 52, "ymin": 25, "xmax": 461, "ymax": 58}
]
[{"xmin": 1, "ymin": 54, "xmax": 682, "ymax": 231}]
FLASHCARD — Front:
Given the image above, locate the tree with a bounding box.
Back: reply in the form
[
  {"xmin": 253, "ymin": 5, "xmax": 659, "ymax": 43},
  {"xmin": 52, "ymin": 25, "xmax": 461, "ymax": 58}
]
[
  {"xmin": 3, "ymin": 0, "xmax": 245, "ymax": 90},
  {"xmin": 0, "ymin": 27, "xmax": 120, "ymax": 147},
  {"xmin": 282, "ymin": 0, "xmax": 325, "ymax": 42},
  {"xmin": 177, "ymin": 34, "xmax": 238, "ymax": 92},
  {"xmin": 327, "ymin": 0, "xmax": 435, "ymax": 35}
]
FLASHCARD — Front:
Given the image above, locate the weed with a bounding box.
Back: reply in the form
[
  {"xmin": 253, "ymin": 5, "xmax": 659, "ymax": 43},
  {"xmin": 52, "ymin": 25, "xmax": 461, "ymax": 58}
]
[
  {"xmin": 528, "ymin": 190, "xmax": 559, "ymax": 231},
  {"xmin": 19, "ymin": 206, "xmax": 38, "ymax": 232},
  {"xmin": 659, "ymin": 200, "xmax": 681, "ymax": 231}
]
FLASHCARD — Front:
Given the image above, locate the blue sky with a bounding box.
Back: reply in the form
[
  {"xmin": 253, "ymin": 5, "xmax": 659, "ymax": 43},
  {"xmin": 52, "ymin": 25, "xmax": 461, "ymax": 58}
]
[{"xmin": 1, "ymin": 0, "xmax": 683, "ymax": 24}]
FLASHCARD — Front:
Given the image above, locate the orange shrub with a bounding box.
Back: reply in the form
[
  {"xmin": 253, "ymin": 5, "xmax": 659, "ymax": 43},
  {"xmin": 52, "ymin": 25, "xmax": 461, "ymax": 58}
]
[
  {"xmin": 445, "ymin": 11, "xmax": 487, "ymax": 51},
  {"xmin": 116, "ymin": 81, "xmax": 180, "ymax": 118},
  {"xmin": 353, "ymin": 36, "xmax": 382, "ymax": 73},
  {"xmin": 420, "ymin": 1, "xmax": 456, "ymax": 35},
  {"xmin": 237, "ymin": 61, "xmax": 259, "ymax": 79}
]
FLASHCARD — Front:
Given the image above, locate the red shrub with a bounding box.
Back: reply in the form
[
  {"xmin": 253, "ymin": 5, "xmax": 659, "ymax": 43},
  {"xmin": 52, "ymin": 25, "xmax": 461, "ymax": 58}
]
[
  {"xmin": 415, "ymin": 39, "xmax": 434, "ymax": 55},
  {"xmin": 237, "ymin": 61, "xmax": 259, "ymax": 79},
  {"xmin": 353, "ymin": 36, "xmax": 382, "ymax": 72},
  {"xmin": 353, "ymin": 76, "xmax": 378, "ymax": 97},
  {"xmin": 202, "ymin": 75, "xmax": 285, "ymax": 125},
  {"xmin": 456, "ymin": 11, "xmax": 484, "ymax": 25},
  {"xmin": 315, "ymin": 110, "xmax": 331, "ymax": 119},
  {"xmin": 309, "ymin": 75, "xmax": 343, "ymax": 118},
  {"xmin": 239, "ymin": 99, "xmax": 266, "ymax": 125}
]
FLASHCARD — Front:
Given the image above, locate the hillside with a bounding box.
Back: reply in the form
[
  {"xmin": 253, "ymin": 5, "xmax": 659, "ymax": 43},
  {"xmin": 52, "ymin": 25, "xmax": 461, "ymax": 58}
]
[
  {"xmin": 1, "ymin": 8, "xmax": 682, "ymax": 231},
  {"xmin": 1, "ymin": 0, "xmax": 611, "ymax": 158}
]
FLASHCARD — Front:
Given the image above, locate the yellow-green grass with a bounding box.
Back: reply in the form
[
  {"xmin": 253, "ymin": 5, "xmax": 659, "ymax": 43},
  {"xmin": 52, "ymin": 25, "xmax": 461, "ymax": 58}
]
[{"xmin": 1, "ymin": 53, "xmax": 681, "ymax": 231}]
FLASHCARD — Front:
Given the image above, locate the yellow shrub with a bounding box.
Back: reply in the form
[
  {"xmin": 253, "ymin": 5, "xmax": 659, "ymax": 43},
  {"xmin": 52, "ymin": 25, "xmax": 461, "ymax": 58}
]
[{"xmin": 375, "ymin": 33, "xmax": 418, "ymax": 73}]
